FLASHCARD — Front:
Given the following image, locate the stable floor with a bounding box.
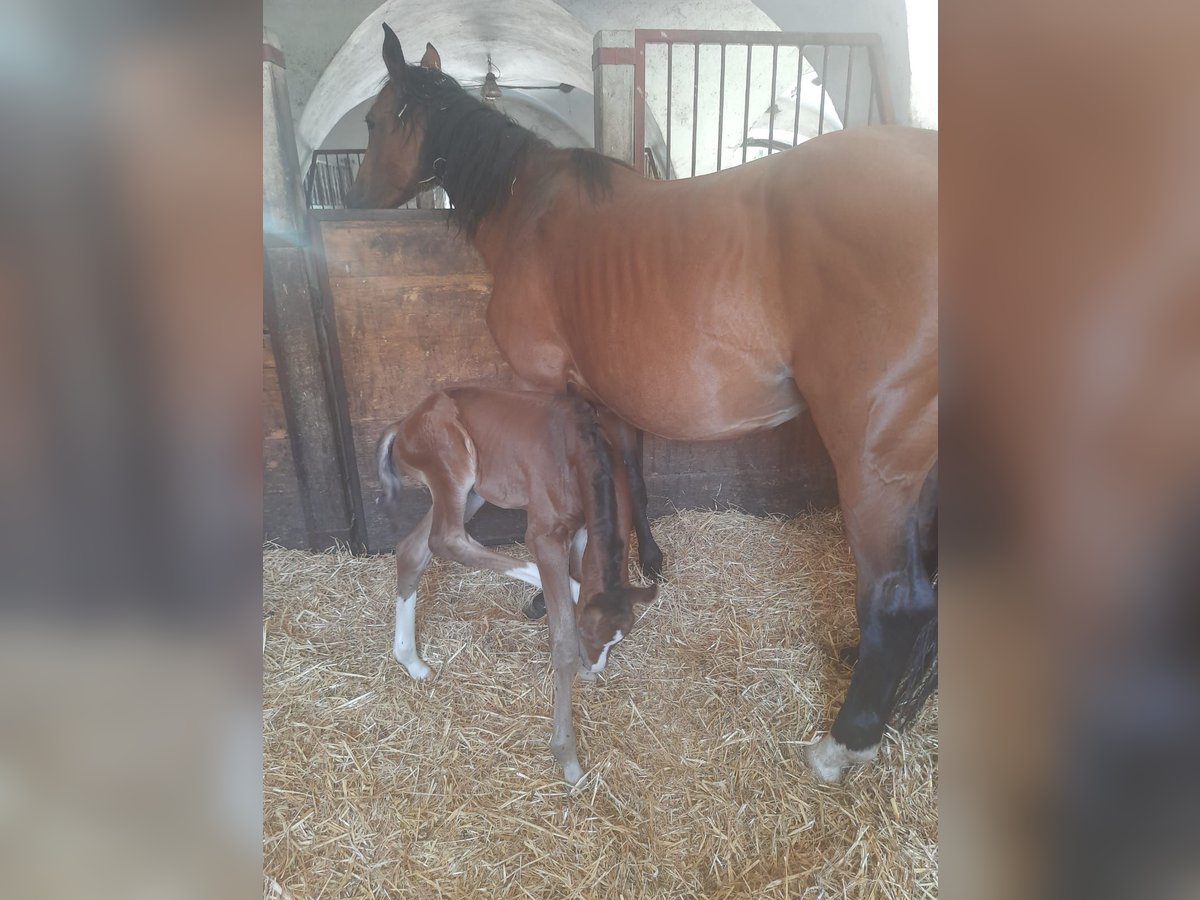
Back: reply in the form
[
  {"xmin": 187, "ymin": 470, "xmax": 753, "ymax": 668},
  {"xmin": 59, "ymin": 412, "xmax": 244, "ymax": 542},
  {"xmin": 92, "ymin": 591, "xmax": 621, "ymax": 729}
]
[{"xmin": 264, "ymin": 509, "xmax": 937, "ymax": 899}]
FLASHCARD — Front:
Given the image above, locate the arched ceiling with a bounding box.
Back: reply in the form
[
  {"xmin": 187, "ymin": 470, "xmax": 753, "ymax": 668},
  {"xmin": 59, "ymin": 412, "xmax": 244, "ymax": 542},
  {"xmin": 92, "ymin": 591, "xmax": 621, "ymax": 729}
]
[{"xmin": 288, "ymin": 0, "xmax": 780, "ymax": 162}]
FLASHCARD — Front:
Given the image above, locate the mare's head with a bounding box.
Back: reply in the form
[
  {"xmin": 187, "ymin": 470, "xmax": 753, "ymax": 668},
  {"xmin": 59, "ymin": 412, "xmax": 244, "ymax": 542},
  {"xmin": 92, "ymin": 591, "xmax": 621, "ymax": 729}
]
[
  {"xmin": 347, "ymin": 25, "xmax": 449, "ymax": 210},
  {"xmin": 575, "ymin": 585, "xmax": 657, "ymax": 673}
]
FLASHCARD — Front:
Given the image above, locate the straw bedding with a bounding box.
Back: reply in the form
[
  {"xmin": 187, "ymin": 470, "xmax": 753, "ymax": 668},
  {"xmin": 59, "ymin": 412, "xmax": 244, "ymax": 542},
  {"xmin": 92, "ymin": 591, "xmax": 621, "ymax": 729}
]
[{"xmin": 264, "ymin": 509, "xmax": 937, "ymax": 899}]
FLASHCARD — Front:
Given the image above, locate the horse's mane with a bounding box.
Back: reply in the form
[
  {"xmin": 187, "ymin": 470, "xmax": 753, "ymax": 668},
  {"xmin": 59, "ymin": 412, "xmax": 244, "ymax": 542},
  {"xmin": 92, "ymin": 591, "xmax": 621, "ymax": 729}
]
[
  {"xmin": 391, "ymin": 64, "xmax": 625, "ymax": 236},
  {"xmin": 569, "ymin": 397, "xmax": 625, "ymax": 590}
]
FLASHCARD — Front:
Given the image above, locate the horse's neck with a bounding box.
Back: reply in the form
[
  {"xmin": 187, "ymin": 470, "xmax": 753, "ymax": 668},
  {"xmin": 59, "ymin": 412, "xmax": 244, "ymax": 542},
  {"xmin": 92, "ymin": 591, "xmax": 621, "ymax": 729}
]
[{"xmin": 468, "ymin": 146, "xmax": 589, "ymax": 271}]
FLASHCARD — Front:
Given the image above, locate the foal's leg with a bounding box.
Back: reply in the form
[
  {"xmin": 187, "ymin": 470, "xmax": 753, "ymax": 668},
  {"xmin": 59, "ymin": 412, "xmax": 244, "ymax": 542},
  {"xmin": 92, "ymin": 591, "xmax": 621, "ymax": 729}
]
[
  {"xmin": 804, "ymin": 465, "xmax": 938, "ymax": 782},
  {"xmin": 393, "ymin": 510, "xmax": 434, "ymax": 679},
  {"xmin": 596, "ymin": 410, "xmax": 664, "ymax": 582},
  {"xmin": 528, "ymin": 527, "xmax": 586, "ymax": 785},
  {"xmin": 428, "ymin": 483, "xmax": 580, "ymax": 600},
  {"xmin": 392, "ymin": 492, "xmax": 486, "ymax": 679},
  {"xmin": 524, "ymin": 526, "xmax": 586, "ymax": 620}
]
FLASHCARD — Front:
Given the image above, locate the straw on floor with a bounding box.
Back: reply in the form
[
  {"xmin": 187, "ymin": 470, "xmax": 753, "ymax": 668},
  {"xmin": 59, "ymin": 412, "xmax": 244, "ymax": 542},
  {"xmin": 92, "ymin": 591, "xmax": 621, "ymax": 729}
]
[{"xmin": 264, "ymin": 509, "xmax": 937, "ymax": 899}]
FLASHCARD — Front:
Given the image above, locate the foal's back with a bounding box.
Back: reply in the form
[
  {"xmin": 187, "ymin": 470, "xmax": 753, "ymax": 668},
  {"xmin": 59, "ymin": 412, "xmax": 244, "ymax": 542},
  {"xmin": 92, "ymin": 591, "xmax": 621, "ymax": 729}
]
[{"xmin": 401, "ymin": 386, "xmax": 591, "ymax": 518}]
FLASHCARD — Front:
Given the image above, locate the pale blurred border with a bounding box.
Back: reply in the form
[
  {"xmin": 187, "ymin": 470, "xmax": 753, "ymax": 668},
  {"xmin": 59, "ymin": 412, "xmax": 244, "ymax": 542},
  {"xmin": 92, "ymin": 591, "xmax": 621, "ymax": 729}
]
[
  {"xmin": 0, "ymin": 1, "xmax": 261, "ymax": 896},
  {"xmin": 1, "ymin": 0, "xmax": 1198, "ymax": 897}
]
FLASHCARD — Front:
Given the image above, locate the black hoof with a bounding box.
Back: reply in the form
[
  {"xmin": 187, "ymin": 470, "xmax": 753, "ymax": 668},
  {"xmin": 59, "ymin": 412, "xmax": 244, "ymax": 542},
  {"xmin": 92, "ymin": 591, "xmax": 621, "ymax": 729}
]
[
  {"xmin": 524, "ymin": 591, "xmax": 547, "ymax": 619},
  {"xmin": 838, "ymin": 644, "xmax": 859, "ymax": 668},
  {"xmin": 639, "ymin": 547, "xmax": 666, "ymax": 583}
]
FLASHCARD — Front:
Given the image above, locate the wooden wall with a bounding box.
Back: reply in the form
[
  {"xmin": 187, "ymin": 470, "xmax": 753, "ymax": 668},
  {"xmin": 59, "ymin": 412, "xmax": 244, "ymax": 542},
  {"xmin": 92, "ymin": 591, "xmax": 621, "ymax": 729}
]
[{"xmin": 264, "ymin": 210, "xmax": 839, "ymax": 553}]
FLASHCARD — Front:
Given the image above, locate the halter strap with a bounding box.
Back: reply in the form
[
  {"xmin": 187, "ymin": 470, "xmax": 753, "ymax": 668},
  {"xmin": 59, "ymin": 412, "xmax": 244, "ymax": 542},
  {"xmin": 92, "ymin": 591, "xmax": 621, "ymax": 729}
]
[{"xmin": 416, "ymin": 157, "xmax": 447, "ymax": 186}]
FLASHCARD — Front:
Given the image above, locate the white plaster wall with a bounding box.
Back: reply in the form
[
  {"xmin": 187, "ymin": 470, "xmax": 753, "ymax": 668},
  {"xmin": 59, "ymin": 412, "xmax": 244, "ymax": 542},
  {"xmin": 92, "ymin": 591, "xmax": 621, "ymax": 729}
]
[
  {"xmin": 906, "ymin": 0, "xmax": 937, "ymax": 128},
  {"xmin": 264, "ymin": 0, "xmax": 922, "ymax": 170}
]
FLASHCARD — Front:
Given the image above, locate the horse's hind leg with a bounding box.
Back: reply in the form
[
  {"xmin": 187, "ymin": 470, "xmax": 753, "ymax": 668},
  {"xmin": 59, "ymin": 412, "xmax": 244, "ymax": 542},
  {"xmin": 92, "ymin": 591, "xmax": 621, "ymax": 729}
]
[
  {"xmin": 390, "ymin": 491, "xmax": 487, "ymax": 679},
  {"xmin": 393, "ymin": 510, "xmax": 435, "ymax": 679},
  {"xmin": 429, "ymin": 481, "xmax": 581, "ymax": 602},
  {"xmin": 804, "ymin": 464, "xmax": 938, "ymax": 782}
]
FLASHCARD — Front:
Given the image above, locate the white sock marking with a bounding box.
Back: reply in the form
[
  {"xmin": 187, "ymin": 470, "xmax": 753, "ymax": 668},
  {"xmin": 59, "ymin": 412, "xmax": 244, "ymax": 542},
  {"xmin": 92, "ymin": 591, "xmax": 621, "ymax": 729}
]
[
  {"xmin": 589, "ymin": 629, "xmax": 624, "ymax": 673},
  {"xmin": 505, "ymin": 561, "xmax": 580, "ymax": 602},
  {"xmin": 505, "ymin": 562, "xmax": 542, "ymax": 589},
  {"xmin": 393, "ymin": 593, "xmax": 431, "ymax": 679},
  {"xmin": 803, "ymin": 735, "xmax": 879, "ymax": 783}
]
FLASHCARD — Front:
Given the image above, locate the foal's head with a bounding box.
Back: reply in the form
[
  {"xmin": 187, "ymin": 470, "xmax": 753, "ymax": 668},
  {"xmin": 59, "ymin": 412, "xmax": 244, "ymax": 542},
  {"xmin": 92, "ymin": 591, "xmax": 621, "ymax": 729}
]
[
  {"xmin": 347, "ymin": 25, "xmax": 447, "ymax": 210},
  {"xmin": 575, "ymin": 586, "xmax": 657, "ymax": 673}
]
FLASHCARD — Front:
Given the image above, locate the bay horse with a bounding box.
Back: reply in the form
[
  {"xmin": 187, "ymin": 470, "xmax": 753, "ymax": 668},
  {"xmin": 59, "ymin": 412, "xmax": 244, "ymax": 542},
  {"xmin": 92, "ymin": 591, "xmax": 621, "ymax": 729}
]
[
  {"xmin": 349, "ymin": 27, "xmax": 938, "ymax": 783},
  {"xmin": 377, "ymin": 385, "xmax": 657, "ymax": 785}
]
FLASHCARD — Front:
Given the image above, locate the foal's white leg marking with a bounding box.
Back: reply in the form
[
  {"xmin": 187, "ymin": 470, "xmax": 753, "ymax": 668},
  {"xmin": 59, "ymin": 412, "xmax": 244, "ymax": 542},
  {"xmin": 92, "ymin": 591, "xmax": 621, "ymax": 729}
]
[
  {"xmin": 505, "ymin": 562, "xmax": 543, "ymax": 589},
  {"xmin": 569, "ymin": 528, "xmax": 587, "ymax": 601},
  {"xmin": 803, "ymin": 734, "xmax": 879, "ymax": 783},
  {"xmin": 393, "ymin": 593, "xmax": 431, "ymax": 680},
  {"xmin": 505, "ymin": 561, "xmax": 580, "ymax": 602},
  {"xmin": 588, "ymin": 629, "xmax": 624, "ymax": 673}
]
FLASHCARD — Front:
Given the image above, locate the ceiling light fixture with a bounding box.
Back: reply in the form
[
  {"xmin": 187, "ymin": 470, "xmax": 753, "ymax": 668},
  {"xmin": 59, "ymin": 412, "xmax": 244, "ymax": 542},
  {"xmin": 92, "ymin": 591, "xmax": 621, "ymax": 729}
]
[{"xmin": 481, "ymin": 56, "xmax": 502, "ymax": 102}]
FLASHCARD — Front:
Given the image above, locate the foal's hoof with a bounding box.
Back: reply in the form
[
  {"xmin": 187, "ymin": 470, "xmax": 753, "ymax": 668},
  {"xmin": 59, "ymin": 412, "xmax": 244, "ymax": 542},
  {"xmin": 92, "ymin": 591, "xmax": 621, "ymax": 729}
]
[
  {"xmin": 639, "ymin": 546, "xmax": 666, "ymax": 583},
  {"xmin": 562, "ymin": 762, "xmax": 585, "ymax": 786},
  {"xmin": 524, "ymin": 592, "xmax": 547, "ymax": 619}
]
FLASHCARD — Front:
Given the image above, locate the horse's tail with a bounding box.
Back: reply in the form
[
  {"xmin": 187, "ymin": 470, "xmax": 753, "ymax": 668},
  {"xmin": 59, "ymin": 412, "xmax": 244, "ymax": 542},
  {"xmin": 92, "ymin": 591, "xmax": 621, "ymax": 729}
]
[
  {"xmin": 376, "ymin": 425, "xmax": 403, "ymax": 511},
  {"xmin": 888, "ymin": 461, "xmax": 939, "ymax": 730}
]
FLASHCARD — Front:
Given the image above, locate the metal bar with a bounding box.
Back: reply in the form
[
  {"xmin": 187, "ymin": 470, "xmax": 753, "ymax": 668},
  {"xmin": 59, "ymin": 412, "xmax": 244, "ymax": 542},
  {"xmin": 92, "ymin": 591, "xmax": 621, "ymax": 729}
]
[
  {"xmin": 717, "ymin": 43, "xmax": 726, "ymax": 170},
  {"xmin": 634, "ymin": 29, "xmax": 885, "ymax": 48},
  {"xmin": 666, "ymin": 43, "xmax": 673, "ymax": 176},
  {"xmin": 817, "ymin": 45, "xmax": 828, "ymax": 136},
  {"xmin": 844, "ymin": 46, "xmax": 855, "ymax": 128},
  {"xmin": 690, "ymin": 44, "xmax": 699, "ymax": 176},
  {"xmin": 867, "ymin": 68, "xmax": 875, "ymax": 125},
  {"xmin": 742, "ymin": 44, "xmax": 752, "ymax": 164},
  {"xmin": 792, "ymin": 46, "xmax": 803, "ymax": 145},
  {"xmin": 767, "ymin": 44, "xmax": 778, "ymax": 154},
  {"xmin": 339, "ymin": 154, "xmax": 353, "ymax": 207},
  {"xmin": 633, "ymin": 36, "xmax": 647, "ymax": 169}
]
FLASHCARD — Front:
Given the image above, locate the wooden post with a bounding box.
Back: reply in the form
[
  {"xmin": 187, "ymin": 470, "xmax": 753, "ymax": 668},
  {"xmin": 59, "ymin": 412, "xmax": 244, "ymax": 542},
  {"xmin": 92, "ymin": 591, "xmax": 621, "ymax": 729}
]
[
  {"xmin": 592, "ymin": 30, "xmax": 637, "ymax": 167},
  {"xmin": 263, "ymin": 29, "xmax": 363, "ymax": 551}
]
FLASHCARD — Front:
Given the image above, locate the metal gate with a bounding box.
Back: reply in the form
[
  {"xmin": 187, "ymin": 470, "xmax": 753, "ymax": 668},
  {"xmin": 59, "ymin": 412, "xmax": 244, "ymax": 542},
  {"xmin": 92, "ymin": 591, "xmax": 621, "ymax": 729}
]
[{"xmin": 632, "ymin": 30, "xmax": 894, "ymax": 178}]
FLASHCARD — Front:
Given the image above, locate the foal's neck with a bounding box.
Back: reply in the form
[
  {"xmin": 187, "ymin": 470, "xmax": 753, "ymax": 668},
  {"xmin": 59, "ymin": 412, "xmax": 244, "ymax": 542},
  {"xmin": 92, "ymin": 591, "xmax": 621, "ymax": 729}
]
[{"xmin": 573, "ymin": 422, "xmax": 627, "ymax": 594}]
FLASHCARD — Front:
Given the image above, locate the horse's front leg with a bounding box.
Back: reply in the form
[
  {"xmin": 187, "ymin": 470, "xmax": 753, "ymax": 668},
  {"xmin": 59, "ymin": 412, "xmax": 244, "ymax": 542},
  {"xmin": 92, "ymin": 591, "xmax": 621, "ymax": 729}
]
[
  {"xmin": 803, "ymin": 464, "xmax": 938, "ymax": 782},
  {"xmin": 529, "ymin": 527, "xmax": 586, "ymax": 786}
]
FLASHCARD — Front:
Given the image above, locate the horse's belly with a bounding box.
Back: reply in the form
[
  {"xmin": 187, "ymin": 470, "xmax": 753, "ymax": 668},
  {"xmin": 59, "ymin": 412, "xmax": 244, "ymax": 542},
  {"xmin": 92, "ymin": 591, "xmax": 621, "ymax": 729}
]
[{"xmin": 578, "ymin": 364, "xmax": 806, "ymax": 442}]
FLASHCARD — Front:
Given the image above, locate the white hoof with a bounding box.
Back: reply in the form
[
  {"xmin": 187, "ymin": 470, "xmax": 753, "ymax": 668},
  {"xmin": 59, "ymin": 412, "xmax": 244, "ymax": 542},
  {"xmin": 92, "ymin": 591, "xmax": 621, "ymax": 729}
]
[
  {"xmin": 562, "ymin": 762, "xmax": 585, "ymax": 786},
  {"xmin": 394, "ymin": 649, "xmax": 431, "ymax": 680},
  {"xmin": 803, "ymin": 735, "xmax": 879, "ymax": 783}
]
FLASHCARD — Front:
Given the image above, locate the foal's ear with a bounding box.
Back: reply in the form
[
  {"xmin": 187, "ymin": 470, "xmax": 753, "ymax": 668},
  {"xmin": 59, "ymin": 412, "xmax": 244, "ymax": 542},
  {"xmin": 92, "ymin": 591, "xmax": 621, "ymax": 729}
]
[
  {"xmin": 630, "ymin": 585, "xmax": 658, "ymax": 606},
  {"xmin": 420, "ymin": 42, "xmax": 442, "ymax": 71},
  {"xmin": 382, "ymin": 23, "xmax": 407, "ymax": 85}
]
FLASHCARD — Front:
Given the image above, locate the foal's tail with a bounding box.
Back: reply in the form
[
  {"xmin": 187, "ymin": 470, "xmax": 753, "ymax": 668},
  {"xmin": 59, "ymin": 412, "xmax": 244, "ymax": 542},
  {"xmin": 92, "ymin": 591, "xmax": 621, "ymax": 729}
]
[
  {"xmin": 888, "ymin": 461, "xmax": 939, "ymax": 730},
  {"xmin": 376, "ymin": 425, "xmax": 403, "ymax": 509}
]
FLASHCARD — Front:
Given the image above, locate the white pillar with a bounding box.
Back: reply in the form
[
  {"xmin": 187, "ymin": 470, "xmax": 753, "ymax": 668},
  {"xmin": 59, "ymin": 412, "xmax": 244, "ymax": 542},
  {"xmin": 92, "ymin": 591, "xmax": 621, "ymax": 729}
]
[{"xmin": 592, "ymin": 30, "xmax": 637, "ymax": 166}]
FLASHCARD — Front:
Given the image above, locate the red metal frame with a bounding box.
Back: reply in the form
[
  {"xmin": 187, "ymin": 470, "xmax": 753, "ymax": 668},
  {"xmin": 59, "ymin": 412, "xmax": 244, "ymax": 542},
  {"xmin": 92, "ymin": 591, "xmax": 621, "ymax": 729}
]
[{"xmin": 629, "ymin": 29, "xmax": 894, "ymax": 175}]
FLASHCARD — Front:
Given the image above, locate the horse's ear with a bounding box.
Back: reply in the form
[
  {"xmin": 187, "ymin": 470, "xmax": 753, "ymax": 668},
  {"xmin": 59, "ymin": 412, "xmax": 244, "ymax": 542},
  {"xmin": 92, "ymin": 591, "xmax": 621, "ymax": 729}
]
[
  {"xmin": 420, "ymin": 42, "xmax": 442, "ymax": 71},
  {"xmin": 381, "ymin": 23, "xmax": 406, "ymax": 85}
]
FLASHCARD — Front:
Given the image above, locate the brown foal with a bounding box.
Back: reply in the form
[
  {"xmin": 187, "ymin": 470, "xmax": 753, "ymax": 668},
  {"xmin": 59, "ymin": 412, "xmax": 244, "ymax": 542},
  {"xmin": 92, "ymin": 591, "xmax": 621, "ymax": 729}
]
[{"xmin": 377, "ymin": 386, "xmax": 656, "ymax": 785}]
